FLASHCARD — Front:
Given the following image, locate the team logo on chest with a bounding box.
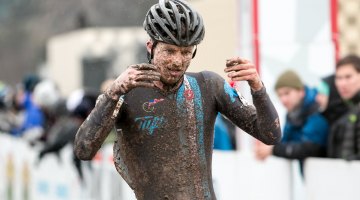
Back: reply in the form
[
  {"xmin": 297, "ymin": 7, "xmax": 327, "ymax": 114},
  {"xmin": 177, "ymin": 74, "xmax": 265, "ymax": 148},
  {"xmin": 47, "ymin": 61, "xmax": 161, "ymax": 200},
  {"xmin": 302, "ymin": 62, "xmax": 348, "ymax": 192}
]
[
  {"xmin": 142, "ymin": 98, "xmax": 165, "ymax": 112},
  {"xmin": 134, "ymin": 115, "xmax": 166, "ymax": 135}
]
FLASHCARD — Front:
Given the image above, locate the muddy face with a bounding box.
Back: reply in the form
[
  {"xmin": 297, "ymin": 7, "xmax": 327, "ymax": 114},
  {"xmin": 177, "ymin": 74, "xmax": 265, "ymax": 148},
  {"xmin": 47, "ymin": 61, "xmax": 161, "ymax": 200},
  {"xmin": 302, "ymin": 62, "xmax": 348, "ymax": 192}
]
[{"xmin": 148, "ymin": 41, "xmax": 194, "ymax": 86}]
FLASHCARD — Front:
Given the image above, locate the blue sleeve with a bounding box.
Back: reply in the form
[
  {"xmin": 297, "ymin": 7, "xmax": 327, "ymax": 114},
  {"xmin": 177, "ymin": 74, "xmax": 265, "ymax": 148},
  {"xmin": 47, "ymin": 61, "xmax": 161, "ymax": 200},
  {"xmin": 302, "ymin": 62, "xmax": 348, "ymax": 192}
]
[
  {"xmin": 214, "ymin": 114, "xmax": 234, "ymax": 150},
  {"xmin": 273, "ymin": 114, "xmax": 328, "ymax": 159},
  {"xmin": 12, "ymin": 105, "xmax": 44, "ymax": 137},
  {"xmin": 301, "ymin": 114, "xmax": 329, "ymax": 146},
  {"xmin": 282, "ymin": 121, "xmax": 291, "ymax": 142}
]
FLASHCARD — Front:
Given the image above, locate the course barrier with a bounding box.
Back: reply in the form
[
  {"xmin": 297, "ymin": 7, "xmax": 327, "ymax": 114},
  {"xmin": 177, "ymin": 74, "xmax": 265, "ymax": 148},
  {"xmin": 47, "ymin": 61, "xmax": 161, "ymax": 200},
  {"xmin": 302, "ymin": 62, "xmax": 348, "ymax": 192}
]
[{"xmin": 0, "ymin": 134, "xmax": 359, "ymax": 200}]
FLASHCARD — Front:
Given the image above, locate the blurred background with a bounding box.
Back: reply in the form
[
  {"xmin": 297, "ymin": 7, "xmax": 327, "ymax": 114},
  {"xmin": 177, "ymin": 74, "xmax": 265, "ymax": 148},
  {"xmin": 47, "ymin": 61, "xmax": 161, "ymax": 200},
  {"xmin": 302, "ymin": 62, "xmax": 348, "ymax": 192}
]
[{"xmin": 0, "ymin": 0, "xmax": 360, "ymax": 199}]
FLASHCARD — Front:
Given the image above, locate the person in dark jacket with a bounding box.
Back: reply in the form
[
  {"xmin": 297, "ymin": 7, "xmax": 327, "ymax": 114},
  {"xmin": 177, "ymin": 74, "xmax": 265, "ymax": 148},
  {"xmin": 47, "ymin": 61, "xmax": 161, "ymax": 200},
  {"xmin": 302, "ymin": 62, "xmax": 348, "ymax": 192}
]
[
  {"xmin": 255, "ymin": 70, "xmax": 329, "ymax": 172},
  {"xmin": 328, "ymin": 55, "xmax": 360, "ymax": 160},
  {"xmin": 316, "ymin": 74, "xmax": 348, "ymax": 124},
  {"xmin": 11, "ymin": 75, "xmax": 44, "ymax": 137}
]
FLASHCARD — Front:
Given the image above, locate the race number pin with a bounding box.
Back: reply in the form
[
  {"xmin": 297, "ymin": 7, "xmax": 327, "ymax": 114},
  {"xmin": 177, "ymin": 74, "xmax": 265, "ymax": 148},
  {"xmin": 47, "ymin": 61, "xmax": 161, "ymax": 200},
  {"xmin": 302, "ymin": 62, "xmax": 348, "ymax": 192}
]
[{"xmin": 234, "ymin": 87, "xmax": 249, "ymax": 107}]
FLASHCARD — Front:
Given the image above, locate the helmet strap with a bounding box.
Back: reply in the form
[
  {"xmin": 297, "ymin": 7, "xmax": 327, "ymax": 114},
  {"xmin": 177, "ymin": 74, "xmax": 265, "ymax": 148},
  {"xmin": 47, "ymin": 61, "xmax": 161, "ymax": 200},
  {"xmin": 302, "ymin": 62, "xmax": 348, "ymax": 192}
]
[
  {"xmin": 192, "ymin": 45, "xmax": 198, "ymax": 59},
  {"xmin": 147, "ymin": 41, "xmax": 158, "ymax": 64}
]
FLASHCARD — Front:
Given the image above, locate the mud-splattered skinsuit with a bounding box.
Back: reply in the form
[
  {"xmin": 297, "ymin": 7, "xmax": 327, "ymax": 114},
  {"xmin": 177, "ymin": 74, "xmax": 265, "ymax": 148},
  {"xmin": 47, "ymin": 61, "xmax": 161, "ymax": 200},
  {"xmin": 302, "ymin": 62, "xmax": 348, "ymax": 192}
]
[{"xmin": 76, "ymin": 71, "xmax": 281, "ymax": 200}]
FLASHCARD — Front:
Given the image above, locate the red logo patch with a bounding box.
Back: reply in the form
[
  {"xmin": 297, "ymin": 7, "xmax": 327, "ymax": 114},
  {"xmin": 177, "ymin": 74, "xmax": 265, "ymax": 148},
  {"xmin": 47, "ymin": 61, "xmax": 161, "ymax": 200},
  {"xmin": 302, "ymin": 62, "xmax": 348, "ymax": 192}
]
[{"xmin": 184, "ymin": 89, "xmax": 194, "ymax": 100}]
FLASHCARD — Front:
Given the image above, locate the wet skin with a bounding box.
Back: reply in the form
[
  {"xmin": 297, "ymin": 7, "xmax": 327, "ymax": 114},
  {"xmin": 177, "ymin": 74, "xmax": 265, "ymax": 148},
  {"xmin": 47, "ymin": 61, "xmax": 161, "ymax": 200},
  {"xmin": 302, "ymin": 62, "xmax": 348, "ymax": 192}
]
[
  {"xmin": 148, "ymin": 41, "xmax": 194, "ymax": 87},
  {"xmin": 225, "ymin": 57, "xmax": 263, "ymax": 91}
]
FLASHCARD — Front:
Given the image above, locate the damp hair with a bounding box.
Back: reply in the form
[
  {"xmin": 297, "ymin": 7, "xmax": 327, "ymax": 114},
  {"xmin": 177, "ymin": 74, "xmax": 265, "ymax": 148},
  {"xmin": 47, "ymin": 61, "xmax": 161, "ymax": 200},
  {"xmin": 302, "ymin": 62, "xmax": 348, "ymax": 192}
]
[{"xmin": 336, "ymin": 55, "xmax": 360, "ymax": 73}]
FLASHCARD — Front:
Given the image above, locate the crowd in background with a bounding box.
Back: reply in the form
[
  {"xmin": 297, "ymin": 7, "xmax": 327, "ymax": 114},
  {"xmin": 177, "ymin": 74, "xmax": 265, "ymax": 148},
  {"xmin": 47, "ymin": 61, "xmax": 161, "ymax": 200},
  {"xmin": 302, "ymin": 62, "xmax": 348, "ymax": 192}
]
[
  {"xmin": 0, "ymin": 74, "xmax": 104, "ymax": 182},
  {"xmin": 1, "ymin": 54, "xmax": 360, "ymax": 180},
  {"xmin": 215, "ymin": 54, "xmax": 360, "ymax": 175},
  {"xmin": 254, "ymin": 54, "xmax": 360, "ymax": 172}
]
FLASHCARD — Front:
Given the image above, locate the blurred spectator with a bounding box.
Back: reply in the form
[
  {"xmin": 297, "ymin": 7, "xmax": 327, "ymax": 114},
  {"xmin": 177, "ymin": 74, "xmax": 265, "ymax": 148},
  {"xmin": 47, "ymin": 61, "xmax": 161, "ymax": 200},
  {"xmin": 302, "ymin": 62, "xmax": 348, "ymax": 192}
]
[
  {"xmin": 32, "ymin": 80, "xmax": 62, "ymax": 112},
  {"xmin": 32, "ymin": 80, "xmax": 64, "ymax": 142},
  {"xmin": 23, "ymin": 74, "xmax": 41, "ymax": 93},
  {"xmin": 255, "ymin": 70, "xmax": 329, "ymax": 173},
  {"xmin": 10, "ymin": 75, "xmax": 44, "ymax": 137},
  {"xmin": 316, "ymin": 74, "xmax": 348, "ymax": 124},
  {"xmin": 38, "ymin": 89, "xmax": 98, "ymax": 181},
  {"xmin": 328, "ymin": 55, "xmax": 360, "ymax": 160},
  {"xmin": 214, "ymin": 113, "xmax": 237, "ymax": 150},
  {"xmin": 0, "ymin": 81, "xmax": 18, "ymax": 133}
]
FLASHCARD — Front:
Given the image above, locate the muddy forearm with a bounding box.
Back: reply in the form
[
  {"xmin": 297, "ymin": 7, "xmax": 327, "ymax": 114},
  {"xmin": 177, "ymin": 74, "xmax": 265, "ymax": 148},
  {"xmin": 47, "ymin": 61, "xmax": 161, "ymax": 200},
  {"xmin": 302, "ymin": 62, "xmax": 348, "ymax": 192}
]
[
  {"xmin": 251, "ymin": 87, "xmax": 281, "ymax": 145},
  {"xmin": 74, "ymin": 94, "xmax": 118, "ymax": 160}
]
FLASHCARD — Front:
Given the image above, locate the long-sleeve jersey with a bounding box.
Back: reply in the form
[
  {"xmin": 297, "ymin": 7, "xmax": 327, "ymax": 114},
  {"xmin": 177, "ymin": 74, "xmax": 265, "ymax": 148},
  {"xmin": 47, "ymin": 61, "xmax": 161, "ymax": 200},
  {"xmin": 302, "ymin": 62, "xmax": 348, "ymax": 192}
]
[{"xmin": 75, "ymin": 71, "xmax": 281, "ymax": 200}]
